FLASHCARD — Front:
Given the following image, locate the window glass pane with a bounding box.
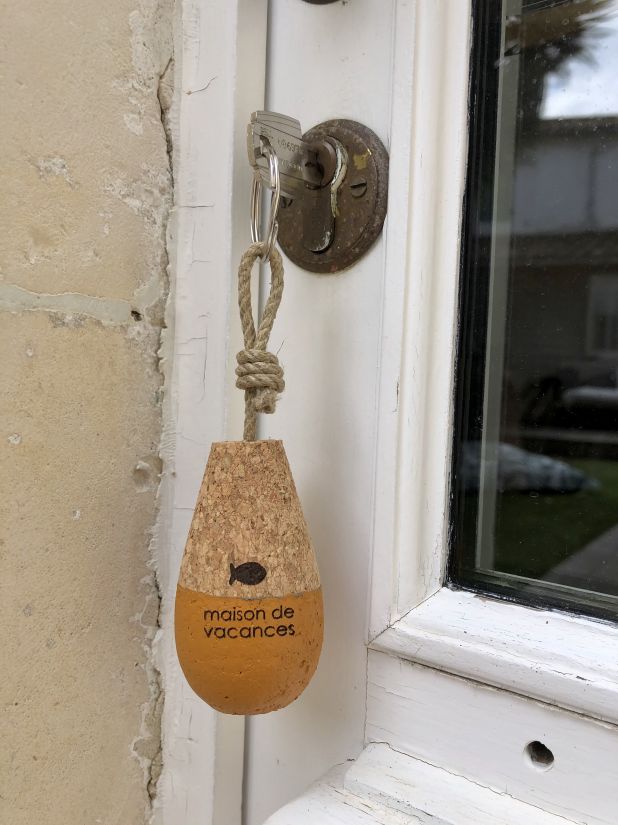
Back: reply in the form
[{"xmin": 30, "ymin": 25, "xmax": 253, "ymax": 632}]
[{"xmin": 450, "ymin": 0, "xmax": 618, "ymax": 619}]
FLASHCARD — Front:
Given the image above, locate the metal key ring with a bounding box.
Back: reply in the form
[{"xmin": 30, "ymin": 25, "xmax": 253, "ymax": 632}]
[{"xmin": 250, "ymin": 142, "xmax": 281, "ymax": 261}]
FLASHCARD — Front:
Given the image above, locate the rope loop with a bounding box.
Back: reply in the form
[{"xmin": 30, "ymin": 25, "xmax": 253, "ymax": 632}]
[{"xmin": 236, "ymin": 242, "xmax": 285, "ymax": 440}]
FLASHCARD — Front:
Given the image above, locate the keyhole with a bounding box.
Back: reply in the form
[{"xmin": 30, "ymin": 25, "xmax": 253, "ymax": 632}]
[{"xmin": 525, "ymin": 740, "xmax": 554, "ymax": 771}]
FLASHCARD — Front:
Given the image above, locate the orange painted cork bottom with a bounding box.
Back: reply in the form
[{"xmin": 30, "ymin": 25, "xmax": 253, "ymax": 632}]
[{"xmin": 175, "ymin": 585, "xmax": 323, "ymax": 714}]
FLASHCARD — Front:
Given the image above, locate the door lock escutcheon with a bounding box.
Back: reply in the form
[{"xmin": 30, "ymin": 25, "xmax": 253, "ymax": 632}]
[{"xmin": 247, "ymin": 111, "xmax": 388, "ymax": 274}]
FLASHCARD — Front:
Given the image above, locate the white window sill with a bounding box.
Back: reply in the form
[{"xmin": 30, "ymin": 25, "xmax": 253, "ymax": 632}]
[
  {"xmin": 370, "ymin": 587, "xmax": 618, "ymax": 725},
  {"xmin": 263, "ymin": 744, "xmax": 576, "ymax": 825}
]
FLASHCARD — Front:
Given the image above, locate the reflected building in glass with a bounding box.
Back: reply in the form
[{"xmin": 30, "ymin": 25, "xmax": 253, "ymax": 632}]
[{"xmin": 451, "ymin": 0, "xmax": 618, "ymax": 616}]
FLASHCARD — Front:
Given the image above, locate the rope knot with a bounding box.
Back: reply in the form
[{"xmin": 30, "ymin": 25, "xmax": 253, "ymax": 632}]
[{"xmin": 235, "ymin": 348, "xmax": 285, "ymax": 414}]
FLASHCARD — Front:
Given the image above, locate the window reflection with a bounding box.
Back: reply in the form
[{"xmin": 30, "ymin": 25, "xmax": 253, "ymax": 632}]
[{"xmin": 452, "ymin": 0, "xmax": 618, "ymax": 616}]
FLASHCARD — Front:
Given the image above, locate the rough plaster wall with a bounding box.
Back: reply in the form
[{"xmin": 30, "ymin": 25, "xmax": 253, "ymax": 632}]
[{"xmin": 0, "ymin": 1, "xmax": 174, "ymax": 822}]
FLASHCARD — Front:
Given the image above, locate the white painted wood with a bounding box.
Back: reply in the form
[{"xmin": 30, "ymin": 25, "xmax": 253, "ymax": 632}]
[
  {"xmin": 345, "ymin": 743, "xmax": 575, "ymax": 825},
  {"xmin": 368, "ymin": 0, "xmax": 472, "ymax": 635},
  {"xmin": 264, "ymin": 765, "xmax": 419, "ymax": 825},
  {"xmin": 155, "ymin": 1, "xmax": 267, "ymax": 823},
  {"xmin": 260, "ymin": 742, "xmax": 579, "ymax": 825},
  {"xmin": 367, "ymin": 0, "xmax": 417, "ymax": 638},
  {"xmin": 367, "ymin": 651, "xmax": 618, "ymax": 825},
  {"xmin": 243, "ymin": 2, "xmax": 402, "ymax": 823},
  {"xmin": 372, "ymin": 587, "xmax": 618, "ymax": 726}
]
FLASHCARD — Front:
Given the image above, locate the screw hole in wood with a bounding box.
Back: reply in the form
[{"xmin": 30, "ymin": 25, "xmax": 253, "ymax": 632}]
[{"xmin": 525, "ymin": 740, "xmax": 554, "ymax": 771}]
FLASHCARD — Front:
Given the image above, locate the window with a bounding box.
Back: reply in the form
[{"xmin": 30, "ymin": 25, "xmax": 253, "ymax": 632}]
[
  {"xmin": 587, "ymin": 275, "xmax": 618, "ymax": 356},
  {"xmin": 450, "ymin": 0, "xmax": 618, "ymax": 619}
]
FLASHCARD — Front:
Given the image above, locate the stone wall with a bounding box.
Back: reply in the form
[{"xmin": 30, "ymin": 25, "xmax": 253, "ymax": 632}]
[{"xmin": 0, "ymin": 1, "xmax": 174, "ymax": 821}]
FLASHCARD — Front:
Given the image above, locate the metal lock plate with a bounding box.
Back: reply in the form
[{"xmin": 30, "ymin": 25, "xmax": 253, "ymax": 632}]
[{"xmin": 277, "ymin": 120, "xmax": 389, "ymax": 274}]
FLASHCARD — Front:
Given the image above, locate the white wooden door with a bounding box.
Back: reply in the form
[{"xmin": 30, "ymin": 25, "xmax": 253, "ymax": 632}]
[
  {"xmin": 159, "ymin": 2, "xmax": 618, "ymax": 824},
  {"xmin": 245, "ymin": 2, "xmax": 399, "ymax": 821}
]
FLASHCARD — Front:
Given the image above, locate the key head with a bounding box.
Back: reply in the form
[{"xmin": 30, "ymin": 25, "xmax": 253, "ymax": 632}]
[{"xmin": 248, "ymin": 111, "xmax": 323, "ymax": 198}]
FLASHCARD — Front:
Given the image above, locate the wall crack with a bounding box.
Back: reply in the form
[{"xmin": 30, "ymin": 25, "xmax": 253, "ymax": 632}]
[
  {"xmin": 130, "ymin": 2, "xmax": 177, "ymax": 820},
  {"xmin": 0, "ymin": 282, "xmax": 136, "ymax": 325}
]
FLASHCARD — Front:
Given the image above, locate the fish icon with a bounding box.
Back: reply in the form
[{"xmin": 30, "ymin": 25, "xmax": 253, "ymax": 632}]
[{"xmin": 229, "ymin": 561, "xmax": 267, "ymax": 586}]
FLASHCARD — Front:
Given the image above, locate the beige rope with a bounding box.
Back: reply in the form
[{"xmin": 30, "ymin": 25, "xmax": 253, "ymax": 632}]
[{"xmin": 236, "ymin": 242, "xmax": 285, "ymax": 441}]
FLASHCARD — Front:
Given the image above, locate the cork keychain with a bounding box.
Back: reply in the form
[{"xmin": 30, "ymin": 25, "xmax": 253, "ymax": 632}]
[{"xmin": 175, "ymin": 145, "xmax": 323, "ymax": 715}]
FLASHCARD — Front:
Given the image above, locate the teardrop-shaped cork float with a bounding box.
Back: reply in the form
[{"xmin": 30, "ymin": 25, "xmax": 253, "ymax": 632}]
[{"xmin": 175, "ymin": 440, "xmax": 323, "ymax": 715}]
